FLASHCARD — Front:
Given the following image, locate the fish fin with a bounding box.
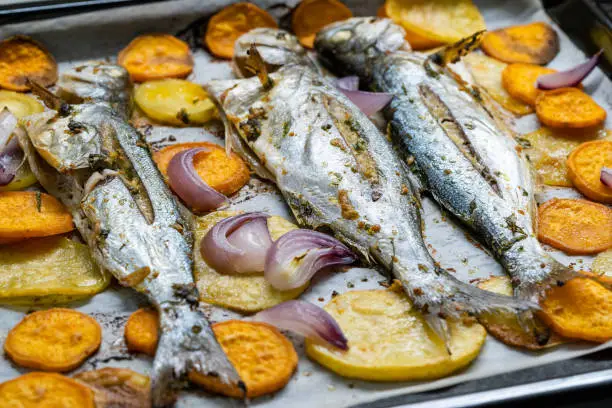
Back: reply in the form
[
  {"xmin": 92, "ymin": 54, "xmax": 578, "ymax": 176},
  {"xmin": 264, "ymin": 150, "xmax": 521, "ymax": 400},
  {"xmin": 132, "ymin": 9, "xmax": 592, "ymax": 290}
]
[
  {"xmin": 245, "ymin": 44, "xmax": 274, "ymax": 90},
  {"xmin": 514, "ymin": 260, "xmax": 583, "ymax": 303},
  {"xmin": 151, "ymin": 302, "xmax": 243, "ymax": 407},
  {"xmin": 27, "ymin": 79, "xmax": 69, "ymax": 112},
  {"xmin": 427, "ymin": 30, "xmax": 486, "ymax": 67},
  {"xmin": 424, "ymin": 314, "xmax": 452, "ymax": 355}
]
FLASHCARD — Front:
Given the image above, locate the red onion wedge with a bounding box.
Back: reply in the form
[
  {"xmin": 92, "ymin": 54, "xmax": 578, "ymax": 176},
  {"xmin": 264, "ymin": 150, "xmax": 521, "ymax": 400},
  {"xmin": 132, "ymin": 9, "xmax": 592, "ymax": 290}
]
[
  {"xmin": 601, "ymin": 167, "xmax": 612, "ymax": 188},
  {"xmin": 265, "ymin": 229, "xmax": 357, "ymax": 290},
  {"xmin": 0, "ymin": 109, "xmax": 20, "ymax": 186},
  {"xmin": 251, "ymin": 300, "xmax": 349, "ymax": 350},
  {"xmin": 167, "ymin": 147, "xmax": 227, "ymax": 212},
  {"xmin": 537, "ymin": 49, "xmax": 603, "ymax": 90},
  {"xmin": 335, "ymin": 76, "xmax": 393, "ymax": 116},
  {"xmin": 201, "ymin": 212, "xmax": 273, "ymax": 274}
]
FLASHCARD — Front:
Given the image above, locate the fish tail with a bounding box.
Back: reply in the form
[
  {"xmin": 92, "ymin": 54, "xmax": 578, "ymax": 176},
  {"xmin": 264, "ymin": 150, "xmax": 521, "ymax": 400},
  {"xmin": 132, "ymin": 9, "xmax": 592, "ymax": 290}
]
[
  {"xmin": 514, "ymin": 261, "xmax": 582, "ymax": 304},
  {"xmin": 150, "ymin": 302, "xmax": 243, "ymax": 407}
]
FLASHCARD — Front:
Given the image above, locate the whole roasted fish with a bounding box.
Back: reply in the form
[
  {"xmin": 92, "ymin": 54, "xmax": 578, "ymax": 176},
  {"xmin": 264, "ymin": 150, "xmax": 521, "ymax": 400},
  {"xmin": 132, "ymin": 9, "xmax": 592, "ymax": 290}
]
[
  {"xmin": 206, "ymin": 29, "xmax": 535, "ymax": 341},
  {"xmin": 17, "ymin": 62, "xmax": 241, "ymax": 407},
  {"xmin": 315, "ymin": 18, "xmax": 580, "ymax": 339}
]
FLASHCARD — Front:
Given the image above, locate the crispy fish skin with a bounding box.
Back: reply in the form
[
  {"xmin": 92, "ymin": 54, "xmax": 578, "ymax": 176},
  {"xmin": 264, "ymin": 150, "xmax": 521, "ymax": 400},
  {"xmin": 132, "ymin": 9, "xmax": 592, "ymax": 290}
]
[
  {"xmin": 314, "ymin": 18, "xmax": 578, "ymax": 306},
  {"xmin": 206, "ymin": 33, "xmax": 535, "ymax": 339},
  {"xmin": 18, "ymin": 62, "xmax": 241, "ymax": 407}
]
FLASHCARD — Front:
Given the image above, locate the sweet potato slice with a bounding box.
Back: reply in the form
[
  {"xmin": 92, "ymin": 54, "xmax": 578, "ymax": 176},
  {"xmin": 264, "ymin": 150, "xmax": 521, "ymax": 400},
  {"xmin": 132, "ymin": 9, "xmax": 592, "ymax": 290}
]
[
  {"xmin": 292, "ymin": 0, "xmax": 353, "ymax": 49},
  {"xmin": 124, "ymin": 308, "xmax": 158, "ymax": 356},
  {"xmin": 134, "ymin": 79, "xmax": 216, "ymax": 126},
  {"xmin": 0, "ymin": 236, "xmax": 109, "ymax": 305},
  {"xmin": 0, "ymin": 191, "xmax": 73, "ymax": 241},
  {"xmin": 74, "ymin": 367, "xmax": 150, "ymax": 408},
  {"xmin": 481, "ymin": 22, "xmax": 559, "ymax": 65},
  {"xmin": 535, "ymin": 87, "xmax": 606, "ymax": 129},
  {"xmin": 523, "ymin": 128, "xmax": 612, "ymax": 187},
  {"xmin": 0, "ymin": 372, "xmax": 95, "ymax": 408},
  {"xmin": 537, "ymin": 198, "xmax": 612, "ymax": 255},
  {"xmin": 189, "ymin": 320, "xmax": 298, "ymax": 398},
  {"xmin": 477, "ymin": 276, "xmax": 565, "ymax": 349},
  {"xmin": 385, "ymin": 0, "xmax": 486, "ymax": 44},
  {"xmin": 118, "ymin": 34, "xmax": 193, "ymax": 82},
  {"xmin": 501, "ymin": 63, "xmax": 556, "ymax": 106},
  {"xmin": 4, "ymin": 308, "xmax": 102, "ymax": 372},
  {"xmin": 567, "ymin": 140, "xmax": 612, "ymax": 203},
  {"xmin": 0, "ymin": 36, "xmax": 57, "ymax": 92},
  {"xmin": 154, "ymin": 142, "xmax": 250, "ymax": 196},
  {"xmin": 464, "ymin": 53, "xmax": 533, "ymax": 115},
  {"xmin": 205, "ymin": 3, "xmax": 278, "ymax": 59},
  {"xmin": 378, "ymin": 3, "xmax": 444, "ymax": 50},
  {"xmin": 540, "ymin": 278, "xmax": 612, "ymax": 342}
]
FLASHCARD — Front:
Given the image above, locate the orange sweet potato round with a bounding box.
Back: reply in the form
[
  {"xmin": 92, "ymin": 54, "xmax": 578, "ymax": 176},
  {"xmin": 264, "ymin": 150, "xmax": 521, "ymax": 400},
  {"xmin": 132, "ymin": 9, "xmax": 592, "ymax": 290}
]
[
  {"xmin": 205, "ymin": 3, "xmax": 278, "ymax": 59},
  {"xmin": 0, "ymin": 191, "xmax": 74, "ymax": 243},
  {"xmin": 481, "ymin": 22, "xmax": 559, "ymax": 65},
  {"xmin": 0, "ymin": 372, "xmax": 95, "ymax": 407},
  {"xmin": 189, "ymin": 320, "xmax": 298, "ymax": 398},
  {"xmin": 0, "ymin": 36, "xmax": 57, "ymax": 92},
  {"xmin": 293, "ymin": 0, "xmax": 353, "ymax": 49},
  {"xmin": 4, "ymin": 308, "xmax": 101, "ymax": 372},
  {"xmin": 501, "ymin": 63, "xmax": 556, "ymax": 106},
  {"xmin": 537, "ymin": 198, "xmax": 612, "ymax": 255},
  {"xmin": 118, "ymin": 34, "xmax": 193, "ymax": 82},
  {"xmin": 567, "ymin": 140, "xmax": 612, "ymax": 204},
  {"xmin": 540, "ymin": 278, "xmax": 612, "ymax": 343},
  {"xmin": 535, "ymin": 88, "xmax": 606, "ymax": 129},
  {"xmin": 124, "ymin": 308, "xmax": 159, "ymax": 356},
  {"xmin": 154, "ymin": 142, "xmax": 250, "ymax": 196}
]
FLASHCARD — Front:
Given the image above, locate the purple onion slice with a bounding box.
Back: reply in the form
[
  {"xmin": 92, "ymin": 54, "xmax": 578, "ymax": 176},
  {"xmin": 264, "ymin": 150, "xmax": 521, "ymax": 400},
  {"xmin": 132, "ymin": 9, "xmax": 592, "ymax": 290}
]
[
  {"xmin": 167, "ymin": 147, "xmax": 228, "ymax": 212},
  {"xmin": 252, "ymin": 300, "xmax": 349, "ymax": 350},
  {"xmin": 201, "ymin": 212, "xmax": 273, "ymax": 275},
  {"xmin": 335, "ymin": 76, "xmax": 394, "ymax": 116},
  {"xmin": 264, "ymin": 229, "xmax": 356, "ymax": 290},
  {"xmin": 537, "ymin": 49, "xmax": 603, "ymax": 90},
  {"xmin": 601, "ymin": 167, "xmax": 612, "ymax": 188}
]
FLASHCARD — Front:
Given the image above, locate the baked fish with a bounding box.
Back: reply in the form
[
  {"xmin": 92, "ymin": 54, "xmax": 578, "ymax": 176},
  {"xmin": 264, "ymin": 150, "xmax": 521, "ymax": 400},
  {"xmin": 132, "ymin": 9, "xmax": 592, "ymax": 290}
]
[
  {"xmin": 17, "ymin": 62, "xmax": 241, "ymax": 407},
  {"xmin": 315, "ymin": 18, "xmax": 579, "ymax": 334},
  {"xmin": 206, "ymin": 30, "xmax": 535, "ymax": 342}
]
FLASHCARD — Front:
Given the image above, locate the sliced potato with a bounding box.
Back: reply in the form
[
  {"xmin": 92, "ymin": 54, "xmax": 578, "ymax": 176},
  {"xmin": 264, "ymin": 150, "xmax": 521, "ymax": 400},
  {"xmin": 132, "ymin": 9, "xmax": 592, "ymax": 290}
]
[
  {"xmin": 385, "ymin": 0, "xmax": 486, "ymax": 44},
  {"xmin": 194, "ymin": 211, "xmax": 307, "ymax": 313},
  {"xmin": 463, "ymin": 53, "xmax": 533, "ymax": 116},
  {"xmin": 481, "ymin": 22, "xmax": 559, "ymax": 65},
  {"xmin": 592, "ymin": 249, "xmax": 612, "ymax": 278},
  {"xmin": 0, "ymin": 90, "xmax": 43, "ymax": 191},
  {"xmin": 523, "ymin": 128, "xmax": 612, "ymax": 187},
  {"xmin": 0, "ymin": 236, "xmax": 110, "ymax": 305},
  {"xmin": 134, "ymin": 79, "xmax": 216, "ymax": 126},
  {"xmin": 478, "ymin": 276, "xmax": 565, "ymax": 349},
  {"xmin": 306, "ymin": 283, "xmax": 486, "ymax": 381}
]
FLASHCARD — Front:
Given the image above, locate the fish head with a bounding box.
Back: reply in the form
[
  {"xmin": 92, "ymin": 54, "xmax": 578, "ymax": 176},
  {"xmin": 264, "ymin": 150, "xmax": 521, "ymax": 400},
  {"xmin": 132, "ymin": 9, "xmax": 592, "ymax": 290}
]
[
  {"xmin": 314, "ymin": 17, "xmax": 408, "ymax": 78},
  {"xmin": 233, "ymin": 28, "xmax": 316, "ymax": 77},
  {"xmin": 58, "ymin": 61, "xmax": 132, "ymax": 117}
]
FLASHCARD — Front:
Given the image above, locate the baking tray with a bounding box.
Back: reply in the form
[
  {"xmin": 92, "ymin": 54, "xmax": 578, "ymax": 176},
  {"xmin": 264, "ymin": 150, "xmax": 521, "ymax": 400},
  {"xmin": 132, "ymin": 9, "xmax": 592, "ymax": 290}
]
[{"xmin": 0, "ymin": 1, "xmax": 611, "ymax": 407}]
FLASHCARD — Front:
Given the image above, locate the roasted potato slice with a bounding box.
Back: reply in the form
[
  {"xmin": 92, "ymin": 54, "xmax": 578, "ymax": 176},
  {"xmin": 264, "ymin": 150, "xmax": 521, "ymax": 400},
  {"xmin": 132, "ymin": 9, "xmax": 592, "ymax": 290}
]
[
  {"xmin": 463, "ymin": 53, "xmax": 533, "ymax": 115},
  {"xmin": 306, "ymin": 283, "xmax": 486, "ymax": 381},
  {"xmin": 74, "ymin": 367, "xmax": 150, "ymax": 408},
  {"xmin": 481, "ymin": 22, "xmax": 559, "ymax": 65},
  {"xmin": 0, "ymin": 237, "xmax": 109, "ymax": 305},
  {"xmin": 134, "ymin": 79, "xmax": 216, "ymax": 126},
  {"xmin": 478, "ymin": 276, "xmax": 565, "ymax": 349},
  {"xmin": 592, "ymin": 250, "xmax": 612, "ymax": 278},
  {"xmin": 0, "ymin": 36, "xmax": 57, "ymax": 92},
  {"xmin": 522, "ymin": 127, "xmax": 612, "ymax": 187},
  {"xmin": 190, "ymin": 320, "xmax": 298, "ymax": 398},
  {"xmin": 377, "ymin": 4, "xmax": 443, "ymax": 50},
  {"xmin": 194, "ymin": 211, "xmax": 307, "ymax": 313},
  {"xmin": 385, "ymin": 0, "xmax": 486, "ymax": 44}
]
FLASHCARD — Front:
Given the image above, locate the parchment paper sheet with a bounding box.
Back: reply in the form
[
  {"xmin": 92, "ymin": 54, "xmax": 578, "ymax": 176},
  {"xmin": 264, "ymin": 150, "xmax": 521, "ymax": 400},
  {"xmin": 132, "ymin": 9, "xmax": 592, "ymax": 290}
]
[{"xmin": 0, "ymin": 1, "xmax": 610, "ymax": 407}]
